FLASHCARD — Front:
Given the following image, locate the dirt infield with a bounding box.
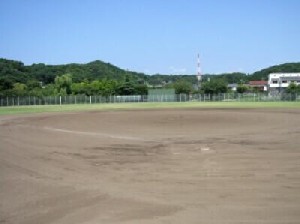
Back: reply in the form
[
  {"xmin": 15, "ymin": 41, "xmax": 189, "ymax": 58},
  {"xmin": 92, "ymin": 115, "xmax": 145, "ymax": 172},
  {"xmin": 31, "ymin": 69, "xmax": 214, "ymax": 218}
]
[{"xmin": 1, "ymin": 108, "xmax": 300, "ymax": 224}]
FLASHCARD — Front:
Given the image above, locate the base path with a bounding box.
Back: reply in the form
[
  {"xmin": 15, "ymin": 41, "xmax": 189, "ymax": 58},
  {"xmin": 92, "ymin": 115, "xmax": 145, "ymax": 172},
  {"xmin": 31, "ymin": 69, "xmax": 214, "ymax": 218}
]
[{"xmin": 1, "ymin": 108, "xmax": 300, "ymax": 224}]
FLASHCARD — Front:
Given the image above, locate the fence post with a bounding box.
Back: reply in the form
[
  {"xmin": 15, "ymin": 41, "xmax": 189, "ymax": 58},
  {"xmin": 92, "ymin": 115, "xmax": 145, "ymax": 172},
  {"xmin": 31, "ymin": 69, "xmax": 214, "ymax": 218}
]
[{"xmin": 59, "ymin": 96, "xmax": 62, "ymax": 105}]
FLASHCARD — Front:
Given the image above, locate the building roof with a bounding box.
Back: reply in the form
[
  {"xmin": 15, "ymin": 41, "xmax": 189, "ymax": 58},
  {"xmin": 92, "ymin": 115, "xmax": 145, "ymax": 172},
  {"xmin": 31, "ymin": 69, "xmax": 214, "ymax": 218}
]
[
  {"xmin": 227, "ymin": 83, "xmax": 238, "ymax": 88},
  {"xmin": 269, "ymin": 73, "xmax": 300, "ymax": 78},
  {"xmin": 249, "ymin": 81, "xmax": 268, "ymax": 86}
]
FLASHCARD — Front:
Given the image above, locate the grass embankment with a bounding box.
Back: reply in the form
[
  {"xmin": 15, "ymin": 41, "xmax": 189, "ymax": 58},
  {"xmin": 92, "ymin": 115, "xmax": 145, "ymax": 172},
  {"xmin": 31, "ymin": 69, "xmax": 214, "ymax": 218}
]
[{"xmin": 0, "ymin": 101, "xmax": 300, "ymax": 115}]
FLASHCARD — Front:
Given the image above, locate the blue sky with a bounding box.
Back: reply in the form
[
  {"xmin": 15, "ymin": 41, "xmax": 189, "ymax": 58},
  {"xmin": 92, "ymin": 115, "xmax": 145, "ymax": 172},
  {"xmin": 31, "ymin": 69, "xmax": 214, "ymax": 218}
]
[{"xmin": 0, "ymin": 0, "xmax": 299, "ymax": 75}]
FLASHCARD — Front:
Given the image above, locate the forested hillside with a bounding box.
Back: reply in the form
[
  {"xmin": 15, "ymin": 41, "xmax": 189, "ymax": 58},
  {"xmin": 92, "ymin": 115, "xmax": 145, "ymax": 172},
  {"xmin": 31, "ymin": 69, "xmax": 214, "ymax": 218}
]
[
  {"xmin": 1, "ymin": 58, "xmax": 300, "ymax": 97},
  {"xmin": 0, "ymin": 58, "xmax": 146, "ymax": 84},
  {"xmin": 251, "ymin": 63, "xmax": 300, "ymax": 81}
]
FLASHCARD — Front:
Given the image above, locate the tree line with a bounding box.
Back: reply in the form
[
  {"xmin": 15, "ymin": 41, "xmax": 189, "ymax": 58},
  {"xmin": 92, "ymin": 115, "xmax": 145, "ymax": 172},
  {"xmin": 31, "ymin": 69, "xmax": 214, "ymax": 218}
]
[
  {"xmin": 1, "ymin": 58, "xmax": 300, "ymax": 97},
  {"xmin": 2, "ymin": 73, "xmax": 148, "ymax": 97}
]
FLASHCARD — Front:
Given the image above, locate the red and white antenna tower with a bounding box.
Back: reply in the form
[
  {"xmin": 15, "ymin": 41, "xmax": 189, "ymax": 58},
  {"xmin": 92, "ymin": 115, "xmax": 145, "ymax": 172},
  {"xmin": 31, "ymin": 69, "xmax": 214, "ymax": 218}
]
[{"xmin": 197, "ymin": 53, "xmax": 202, "ymax": 89}]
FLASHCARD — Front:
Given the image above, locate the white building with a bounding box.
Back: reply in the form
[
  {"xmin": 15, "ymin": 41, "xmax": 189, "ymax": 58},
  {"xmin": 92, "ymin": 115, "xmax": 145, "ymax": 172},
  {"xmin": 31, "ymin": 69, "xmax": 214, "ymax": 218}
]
[
  {"xmin": 268, "ymin": 73, "xmax": 300, "ymax": 93},
  {"xmin": 227, "ymin": 83, "xmax": 238, "ymax": 91}
]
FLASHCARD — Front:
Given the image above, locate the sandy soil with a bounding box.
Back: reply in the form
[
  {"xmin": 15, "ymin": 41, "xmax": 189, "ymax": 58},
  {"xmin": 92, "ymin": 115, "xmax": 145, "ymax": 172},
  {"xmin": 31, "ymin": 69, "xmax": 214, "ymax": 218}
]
[{"xmin": 1, "ymin": 108, "xmax": 300, "ymax": 224}]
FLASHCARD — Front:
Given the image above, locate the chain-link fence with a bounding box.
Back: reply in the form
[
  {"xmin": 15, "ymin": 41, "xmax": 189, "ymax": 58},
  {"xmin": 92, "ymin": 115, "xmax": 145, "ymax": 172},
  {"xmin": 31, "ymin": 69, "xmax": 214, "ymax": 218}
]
[{"xmin": 0, "ymin": 93, "xmax": 299, "ymax": 107}]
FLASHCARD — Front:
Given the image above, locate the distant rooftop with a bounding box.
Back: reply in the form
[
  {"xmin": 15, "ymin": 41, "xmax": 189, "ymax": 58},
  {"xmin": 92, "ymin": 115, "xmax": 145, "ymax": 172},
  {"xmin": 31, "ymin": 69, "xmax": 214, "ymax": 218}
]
[
  {"xmin": 249, "ymin": 81, "xmax": 268, "ymax": 86},
  {"xmin": 227, "ymin": 84, "xmax": 238, "ymax": 88}
]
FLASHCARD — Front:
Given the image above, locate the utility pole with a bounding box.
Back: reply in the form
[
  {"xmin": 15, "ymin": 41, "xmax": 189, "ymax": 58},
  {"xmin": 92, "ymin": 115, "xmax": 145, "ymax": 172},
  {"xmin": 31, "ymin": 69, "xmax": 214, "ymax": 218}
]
[{"xmin": 196, "ymin": 53, "xmax": 202, "ymax": 91}]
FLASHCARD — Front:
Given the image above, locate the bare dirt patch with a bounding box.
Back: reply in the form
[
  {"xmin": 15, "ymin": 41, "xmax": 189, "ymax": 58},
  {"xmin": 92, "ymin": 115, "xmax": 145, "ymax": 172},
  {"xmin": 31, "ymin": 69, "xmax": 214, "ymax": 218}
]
[{"xmin": 1, "ymin": 108, "xmax": 300, "ymax": 223}]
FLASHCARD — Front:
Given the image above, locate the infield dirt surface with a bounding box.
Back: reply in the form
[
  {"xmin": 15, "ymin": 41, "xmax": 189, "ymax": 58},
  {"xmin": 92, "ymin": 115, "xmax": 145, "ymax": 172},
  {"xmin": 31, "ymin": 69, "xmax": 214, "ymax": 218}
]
[{"xmin": 1, "ymin": 108, "xmax": 300, "ymax": 223}]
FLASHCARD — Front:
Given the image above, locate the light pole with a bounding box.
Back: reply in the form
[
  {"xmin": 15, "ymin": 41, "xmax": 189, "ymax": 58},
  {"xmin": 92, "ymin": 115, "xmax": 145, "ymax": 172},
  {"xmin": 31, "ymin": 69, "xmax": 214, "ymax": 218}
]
[{"xmin": 197, "ymin": 54, "xmax": 201, "ymax": 91}]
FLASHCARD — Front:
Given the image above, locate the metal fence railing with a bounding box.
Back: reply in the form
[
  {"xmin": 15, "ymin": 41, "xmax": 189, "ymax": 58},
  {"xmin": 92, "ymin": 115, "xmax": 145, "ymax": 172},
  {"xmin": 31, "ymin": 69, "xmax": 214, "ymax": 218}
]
[{"xmin": 0, "ymin": 93, "xmax": 299, "ymax": 107}]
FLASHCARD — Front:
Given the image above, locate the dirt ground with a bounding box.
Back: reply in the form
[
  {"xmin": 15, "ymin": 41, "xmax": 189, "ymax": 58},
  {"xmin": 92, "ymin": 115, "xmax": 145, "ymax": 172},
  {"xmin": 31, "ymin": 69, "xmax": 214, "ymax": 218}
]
[{"xmin": 1, "ymin": 108, "xmax": 300, "ymax": 224}]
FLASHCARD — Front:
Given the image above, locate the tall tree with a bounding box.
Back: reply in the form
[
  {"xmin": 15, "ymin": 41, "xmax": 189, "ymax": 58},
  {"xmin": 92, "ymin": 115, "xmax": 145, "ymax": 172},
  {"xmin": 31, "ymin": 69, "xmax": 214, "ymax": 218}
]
[
  {"xmin": 201, "ymin": 79, "xmax": 228, "ymax": 94},
  {"xmin": 12, "ymin": 83, "xmax": 27, "ymax": 96},
  {"xmin": 286, "ymin": 82, "xmax": 300, "ymax": 94},
  {"xmin": 236, "ymin": 84, "xmax": 248, "ymax": 93},
  {"xmin": 173, "ymin": 80, "xmax": 193, "ymax": 94},
  {"xmin": 117, "ymin": 75, "xmax": 136, "ymax": 95},
  {"xmin": 55, "ymin": 74, "xmax": 72, "ymax": 95}
]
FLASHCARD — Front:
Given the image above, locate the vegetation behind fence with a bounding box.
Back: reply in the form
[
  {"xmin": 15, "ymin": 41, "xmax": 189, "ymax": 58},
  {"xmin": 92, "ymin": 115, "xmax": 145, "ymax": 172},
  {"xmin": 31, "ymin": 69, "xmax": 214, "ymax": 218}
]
[{"xmin": 1, "ymin": 93, "xmax": 299, "ymax": 107}]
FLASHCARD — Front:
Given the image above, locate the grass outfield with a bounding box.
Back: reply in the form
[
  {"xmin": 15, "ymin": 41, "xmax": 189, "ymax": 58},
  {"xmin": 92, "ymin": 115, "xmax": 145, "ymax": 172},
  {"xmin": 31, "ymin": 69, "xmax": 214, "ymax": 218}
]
[{"xmin": 0, "ymin": 101, "xmax": 300, "ymax": 115}]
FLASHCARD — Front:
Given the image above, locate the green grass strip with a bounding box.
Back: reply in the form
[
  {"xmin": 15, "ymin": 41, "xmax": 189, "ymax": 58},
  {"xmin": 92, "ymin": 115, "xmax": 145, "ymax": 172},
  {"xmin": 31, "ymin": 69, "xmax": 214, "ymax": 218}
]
[{"xmin": 0, "ymin": 101, "xmax": 300, "ymax": 115}]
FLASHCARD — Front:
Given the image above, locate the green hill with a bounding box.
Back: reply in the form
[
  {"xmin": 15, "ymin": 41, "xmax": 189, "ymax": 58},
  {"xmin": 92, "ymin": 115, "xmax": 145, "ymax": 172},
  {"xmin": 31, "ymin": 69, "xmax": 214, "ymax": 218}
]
[
  {"xmin": 0, "ymin": 58, "xmax": 147, "ymax": 85},
  {"xmin": 251, "ymin": 63, "xmax": 300, "ymax": 81}
]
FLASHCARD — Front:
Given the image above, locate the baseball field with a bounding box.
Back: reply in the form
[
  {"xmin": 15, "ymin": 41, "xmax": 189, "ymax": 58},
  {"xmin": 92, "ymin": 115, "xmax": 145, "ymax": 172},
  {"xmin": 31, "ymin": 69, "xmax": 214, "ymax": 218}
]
[{"xmin": 1, "ymin": 102, "xmax": 300, "ymax": 223}]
